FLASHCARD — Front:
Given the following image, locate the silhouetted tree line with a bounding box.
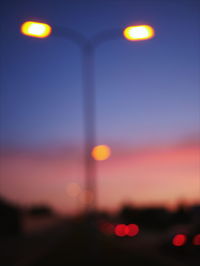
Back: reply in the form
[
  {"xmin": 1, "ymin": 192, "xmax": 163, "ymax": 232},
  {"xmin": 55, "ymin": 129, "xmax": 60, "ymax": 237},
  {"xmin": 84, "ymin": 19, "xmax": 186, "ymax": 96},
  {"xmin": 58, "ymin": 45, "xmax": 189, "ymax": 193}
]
[
  {"xmin": 0, "ymin": 197, "xmax": 21, "ymax": 236},
  {"xmin": 118, "ymin": 204, "xmax": 200, "ymax": 230},
  {"xmin": 1, "ymin": 194, "xmax": 199, "ymax": 236},
  {"xmin": 28, "ymin": 205, "xmax": 53, "ymax": 217},
  {"xmin": 0, "ymin": 196, "xmax": 54, "ymax": 236}
]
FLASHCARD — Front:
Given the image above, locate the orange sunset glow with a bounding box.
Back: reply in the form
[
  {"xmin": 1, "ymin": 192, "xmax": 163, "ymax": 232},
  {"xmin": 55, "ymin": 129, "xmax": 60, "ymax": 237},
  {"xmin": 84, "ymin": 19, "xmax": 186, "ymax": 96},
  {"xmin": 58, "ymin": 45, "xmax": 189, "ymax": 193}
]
[
  {"xmin": 0, "ymin": 142, "xmax": 199, "ymax": 213},
  {"xmin": 1, "ymin": 0, "xmax": 200, "ymax": 264}
]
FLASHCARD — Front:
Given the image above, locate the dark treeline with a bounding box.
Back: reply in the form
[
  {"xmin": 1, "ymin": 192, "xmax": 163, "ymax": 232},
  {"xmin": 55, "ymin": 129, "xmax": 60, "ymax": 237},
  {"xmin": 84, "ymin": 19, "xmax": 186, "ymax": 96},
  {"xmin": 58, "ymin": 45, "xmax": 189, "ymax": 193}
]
[
  {"xmin": 0, "ymin": 197, "xmax": 21, "ymax": 236},
  {"xmin": 0, "ymin": 197, "xmax": 54, "ymax": 236},
  {"xmin": 0, "ymin": 195, "xmax": 200, "ymax": 236},
  {"xmin": 118, "ymin": 204, "xmax": 200, "ymax": 230}
]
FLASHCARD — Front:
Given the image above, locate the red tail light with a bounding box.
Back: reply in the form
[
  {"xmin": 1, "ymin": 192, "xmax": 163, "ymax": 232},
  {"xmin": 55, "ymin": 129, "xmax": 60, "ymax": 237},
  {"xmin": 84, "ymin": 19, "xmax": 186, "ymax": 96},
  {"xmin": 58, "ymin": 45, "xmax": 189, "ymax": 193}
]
[
  {"xmin": 114, "ymin": 224, "xmax": 140, "ymax": 237},
  {"xmin": 193, "ymin": 234, "xmax": 200, "ymax": 246},
  {"xmin": 127, "ymin": 224, "xmax": 139, "ymax": 237},
  {"xmin": 114, "ymin": 224, "xmax": 127, "ymax": 237},
  {"xmin": 99, "ymin": 222, "xmax": 114, "ymax": 235},
  {"xmin": 172, "ymin": 234, "xmax": 187, "ymax": 246}
]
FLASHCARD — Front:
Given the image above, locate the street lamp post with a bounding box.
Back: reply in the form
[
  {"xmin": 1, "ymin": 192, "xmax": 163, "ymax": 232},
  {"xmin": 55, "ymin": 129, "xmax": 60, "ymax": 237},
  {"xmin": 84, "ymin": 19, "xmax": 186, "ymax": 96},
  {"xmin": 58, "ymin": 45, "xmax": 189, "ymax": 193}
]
[
  {"xmin": 82, "ymin": 42, "xmax": 96, "ymax": 211},
  {"xmin": 20, "ymin": 21, "xmax": 155, "ymax": 212}
]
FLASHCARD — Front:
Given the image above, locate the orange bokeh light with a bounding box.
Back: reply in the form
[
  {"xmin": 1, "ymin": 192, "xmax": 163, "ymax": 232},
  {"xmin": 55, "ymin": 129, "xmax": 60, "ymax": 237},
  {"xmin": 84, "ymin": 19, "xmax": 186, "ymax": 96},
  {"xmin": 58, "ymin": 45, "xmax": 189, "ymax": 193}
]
[
  {"xmin": 123, "ymin": 25, "xmax": 155, "ymax": 41},
  {"xmin": 66, "ymin": 183, "xmax": 81, "ymax": 198},
  {"xmin": 21, "ymin": 21, "xmax": 52, "ymax": 38},
  {"xmin": 79, "ymin": 189, "xmax": 94, "ymax": 205},
  {"xmin": 91, "ymin": 145, "xmax": 111, "ymax": 161}
]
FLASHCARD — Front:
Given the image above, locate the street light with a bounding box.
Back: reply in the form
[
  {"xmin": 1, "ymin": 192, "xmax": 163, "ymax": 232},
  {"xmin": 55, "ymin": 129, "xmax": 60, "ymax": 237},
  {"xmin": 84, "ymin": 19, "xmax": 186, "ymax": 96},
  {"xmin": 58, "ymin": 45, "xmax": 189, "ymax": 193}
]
[
  {"xmin": 21, "ymin": 21, "xmax": 52, "ymax": 38},
  {"xmin": 123, "ymin": 25, "xmax": 155, "ymax": 41},
  {"xmin": 91, "ymin": 145, "xmax": 111, "ymax": 161},
  {"xmin": 20, "ymin": 20, "xmax": 155, "ymax": 211}
]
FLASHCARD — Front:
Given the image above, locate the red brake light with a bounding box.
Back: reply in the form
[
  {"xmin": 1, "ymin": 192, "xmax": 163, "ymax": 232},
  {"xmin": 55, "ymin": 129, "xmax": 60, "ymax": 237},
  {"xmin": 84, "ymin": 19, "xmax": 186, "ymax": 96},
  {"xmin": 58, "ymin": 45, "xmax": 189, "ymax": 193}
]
[
  {"xmin": 172, "ymin": 234, "xmax": 187, "ymax": 246},
  {"xmin": 193, "ymin": 234, "xmax": 200, "ymax": 246},
  {"xmin": 114, "ymin": 224, "xmax": 127, "ymax": 237},
  {"xmin": 127, "ymin": 224, "xmax": 139, "ymax": 237}
]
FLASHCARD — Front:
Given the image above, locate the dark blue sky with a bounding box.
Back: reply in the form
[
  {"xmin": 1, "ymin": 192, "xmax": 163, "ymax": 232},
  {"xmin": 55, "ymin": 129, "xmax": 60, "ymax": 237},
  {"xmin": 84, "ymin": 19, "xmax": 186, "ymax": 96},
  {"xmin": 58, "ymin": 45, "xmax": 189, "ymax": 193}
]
[{"xmin": 1, "ymin": 0, "xmax": 200, "ymax": 149}]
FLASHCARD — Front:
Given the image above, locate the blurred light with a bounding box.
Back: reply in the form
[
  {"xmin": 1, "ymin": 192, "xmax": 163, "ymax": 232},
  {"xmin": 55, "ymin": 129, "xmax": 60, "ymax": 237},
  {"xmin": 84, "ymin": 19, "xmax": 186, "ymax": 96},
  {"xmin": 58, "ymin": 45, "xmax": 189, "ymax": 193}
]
[
  {"xmin": 127, "ymin": 224, "xmax": 139, "ymax": 237},
  {"xmin": 114, "ymin": 224, "xmax": 127, "ymax": 237},
  {"xmin": 21, "ymin": 21, "xmax": 52, "ymax": 38},
  {"xmin": 172, "ymin": 234, "xmax": 187, "ymax": 247},
  {"xmin": 123, "ymin": 25, "xmax": 155, "ymax": 41},
  {"xmin": 91, "ymin": 145, "xmax": 111, "ymax": 161},
  {"xmin": 66, "ymin": 183, "xmax": 81, "ymax": 198},
  {"xmin": 193, "ymin": 234, "xmax": 200, "ymax": 246},
  {"xmin": 79, "ymin": 189, "xmax": 94, "ymax": 204},
  {"xmin": 99, "ymin": 222, "xmax": 114, "ymax": 235}
]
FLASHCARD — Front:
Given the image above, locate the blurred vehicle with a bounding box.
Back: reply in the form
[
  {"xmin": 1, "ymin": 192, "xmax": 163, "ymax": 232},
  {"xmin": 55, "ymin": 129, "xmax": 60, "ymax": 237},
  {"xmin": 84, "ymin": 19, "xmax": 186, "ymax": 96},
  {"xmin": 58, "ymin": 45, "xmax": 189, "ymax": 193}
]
[{"xmin": 159, "ymin": 223, "xmax": 200, "ymax": 261}]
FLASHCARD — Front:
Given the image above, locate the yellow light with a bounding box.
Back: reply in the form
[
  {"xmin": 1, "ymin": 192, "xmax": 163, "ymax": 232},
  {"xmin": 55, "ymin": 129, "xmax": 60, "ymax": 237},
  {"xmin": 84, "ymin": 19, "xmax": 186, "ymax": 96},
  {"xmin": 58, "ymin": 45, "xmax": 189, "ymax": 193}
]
[
  {"xmin": 91, "ymin": 145, "xmax": 111, "ymax": 161},
  {"xmin": 123, "ymin": 25, "xmax": 155, "ymax": 41},
  {"xmin": 21, "ymin": 21, "xmax": 52, "ymax": 38}
]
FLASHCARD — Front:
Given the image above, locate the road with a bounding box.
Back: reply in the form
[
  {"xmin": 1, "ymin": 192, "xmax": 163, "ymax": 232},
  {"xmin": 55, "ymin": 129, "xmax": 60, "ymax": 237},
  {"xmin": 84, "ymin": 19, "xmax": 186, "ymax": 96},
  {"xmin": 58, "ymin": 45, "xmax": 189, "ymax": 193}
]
[
  {"xmin": 0, "ymin": 218, "xmax": 72, "ymax": 266},
  {"xmin": 1, "ymin": 219, "xmax": 199, "ymax": 266}
]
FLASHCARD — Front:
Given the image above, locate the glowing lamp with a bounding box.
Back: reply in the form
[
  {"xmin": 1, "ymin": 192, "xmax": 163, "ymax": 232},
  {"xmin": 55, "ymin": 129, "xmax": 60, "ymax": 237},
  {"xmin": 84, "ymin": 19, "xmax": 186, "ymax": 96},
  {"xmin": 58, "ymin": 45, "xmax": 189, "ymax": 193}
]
[
  {"xmin": 123, "ymin": 25, "xmax": 155, "ymax": 41},
  {"xmin": 91, "ymin": 145, "xmax": 111, "ymax": 161},
  {"xmin": 21, "ymin": 21, "xmax": 52, "ymax": 38}
]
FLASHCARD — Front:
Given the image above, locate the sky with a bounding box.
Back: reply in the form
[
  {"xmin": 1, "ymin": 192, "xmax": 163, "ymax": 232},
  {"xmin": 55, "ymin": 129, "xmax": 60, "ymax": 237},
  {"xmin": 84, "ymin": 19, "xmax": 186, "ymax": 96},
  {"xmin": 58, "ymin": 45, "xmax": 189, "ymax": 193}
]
[{"xmin": 0, "ymin": 0, "xmax": 200, "ymax": 213}]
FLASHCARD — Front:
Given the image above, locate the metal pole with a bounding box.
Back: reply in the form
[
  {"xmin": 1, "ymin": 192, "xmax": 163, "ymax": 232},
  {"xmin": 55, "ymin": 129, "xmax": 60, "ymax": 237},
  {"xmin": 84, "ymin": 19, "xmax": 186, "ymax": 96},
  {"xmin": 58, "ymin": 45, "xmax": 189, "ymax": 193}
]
[
  {"xmin": 82, "ymin": 43, "xmax": 97, "ymax": 211},
  {"xmin": 55, "ymin": 27, "xmax": 122, "ymax": 212}
]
